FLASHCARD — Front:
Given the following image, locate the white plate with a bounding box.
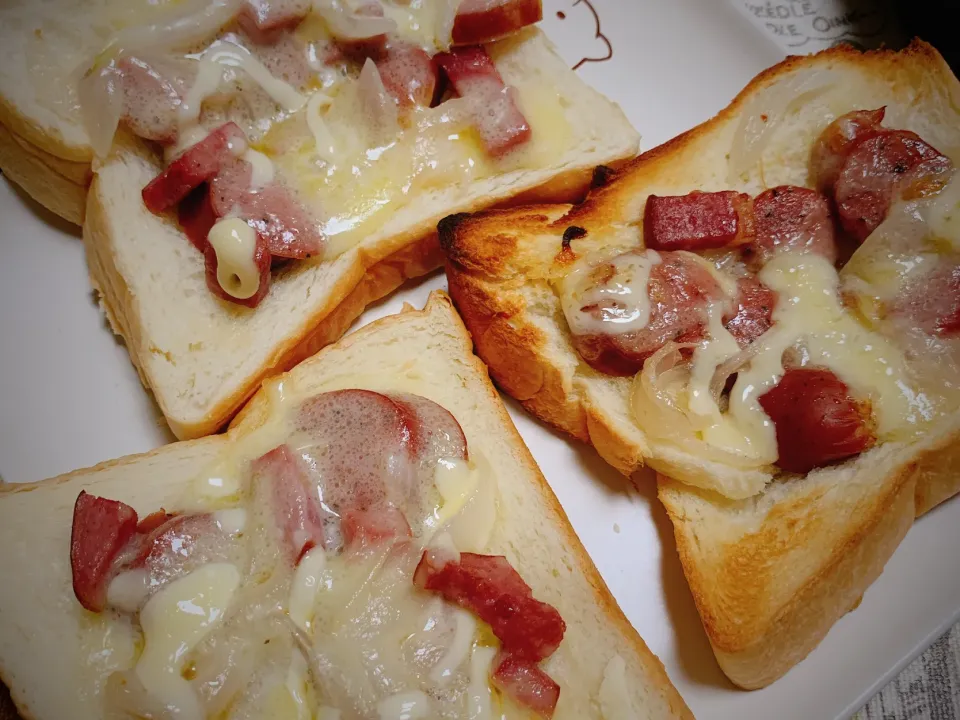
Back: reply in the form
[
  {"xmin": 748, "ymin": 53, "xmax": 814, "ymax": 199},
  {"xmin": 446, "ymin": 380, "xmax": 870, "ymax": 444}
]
[{"xmin": 1, "ymin": 2, "xmax": 959, "ymax": 719}]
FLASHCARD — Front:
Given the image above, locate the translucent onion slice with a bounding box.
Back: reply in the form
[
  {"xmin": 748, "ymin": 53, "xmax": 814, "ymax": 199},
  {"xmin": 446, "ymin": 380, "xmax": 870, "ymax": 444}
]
[
  {"xmin": 313, "ymin": 0, "xmax": 397, "ymax": 40},
  {"xmin": 110, "ymin": 0, "xmax": 245, "ymax": 54},
  {"xmin": 77, "ymin": 61, "xmax": 124, "ymax": 158},
  {"xmin": 435, "ymin": 0, "xmax": 461, "ymax": 50},
  {"xmin": 727, "ymin": 69, "xmax": 836, "ymax": 183},
  {"xmin": 358, "ymin": 58, "xmax": 400, "ymax": 145},
  {"xmin": 631, "ymin": 342, "xmax": 768, "ymax": 470},
  {"xmin": 708, "ymin": 340, "xmax": 762, "ymax": 404}
]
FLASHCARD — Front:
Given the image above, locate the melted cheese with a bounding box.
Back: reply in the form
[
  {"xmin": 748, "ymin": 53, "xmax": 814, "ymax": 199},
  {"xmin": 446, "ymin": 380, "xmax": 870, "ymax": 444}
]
[
  {"xmin": 106, "ymin": 568, "xmax": 151, "ymax": 614},
  {"xmin": 632, "ymin": 252, "xmax": 930, "ymax": 470},
  {"xmin": 178, "ymin": 57, "xmax": 224, "ymax": 129},
  {"xmin": 288, "ymin": 546, "xmax": 327, "ymax": 632},
  {"xmin": 287, "ymin": 650, "xmax": 313, "ymax": 720},
  {"xmin": 598, "ymin": 654, "xmax": 632, "ymax": 720},
  {"xmin": 244, "ymin": 148, "xmax": 275, "ymax": 189},
  {"xmin": 208, "ymin": 217, "xmax": 261, "ymax": 300},
  {"xmin": 377, "ymin": 690, "xmax": 432, "ymax": 720},
  {"xmin": 199, "ymin": 39, "xmax": 307, "ymax": 112},
  {"xmin": 165, "ymin": 372, "xmax": 511, "ymax": 716},
  {"xmin": 306, "ymin": 91, "xmax": 336, "ymax": 159},
  {"xmin": 213, "ymin": 508, "xmax": 247, "ymax": 535},
  {"xmin": 560, "ymin": 250, "xmax": 662, "ymax": 336},
  {"xmin": 424, "ymin": 454, "xmax": 498, "ymax": 552},
  {"xmin": 270, "ymin": 75, "xmax": 574, "ymax": 259},
  {"xmin": 468, "ymin": 645, "xmax": 498, "ymax": 720},
  {"xmin": 429, "ymin": 608, "xmax": 478, "ymax": 685},
  {"xmin": 925, "ymin": 172, "xmax": 960, "ymax": 250},
  {"xmin": 687, "ymin": 302, "xmax": 740, "ymax": 423},
  {"xmin": 164, "ymin": 125, "xmax": 212, "ymax": 164},
  {"xmin": 135, "ymin": 563, "xmax": 240, "ymax": 720},
  {"xmin": 717, "ymin": 253, "xmax": 924, "ymax": 456}
]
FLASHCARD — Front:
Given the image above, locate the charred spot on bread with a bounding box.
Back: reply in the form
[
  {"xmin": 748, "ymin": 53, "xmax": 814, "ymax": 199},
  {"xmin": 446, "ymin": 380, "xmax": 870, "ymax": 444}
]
[
  {"xmin": 561, "ymin": 225, "xmax": 587, "ymax": 247},
  {"xmin": 557, "ymin": 226, "xmax": 587, "ymax": 265},
  {"xmin": 437, "ymin": 212, "xmax": 473, "ymax": 253},
  {"xmin": 591, "ymin": 164, "xmax": 616, "ymax": 189}
]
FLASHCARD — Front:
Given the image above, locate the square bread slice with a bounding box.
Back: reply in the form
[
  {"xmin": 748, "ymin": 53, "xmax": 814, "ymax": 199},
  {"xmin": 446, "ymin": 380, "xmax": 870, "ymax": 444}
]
[
  {"xmin": 80, "ymin": 28, "xmax": 639, "ymax": 440},
  {"xmin": 0, "ymin": 291, "xmax": 690, "ymax": 720},
  {"xmin": 439, "ymin": 40, "xmax": 960, "ymax": 688}
]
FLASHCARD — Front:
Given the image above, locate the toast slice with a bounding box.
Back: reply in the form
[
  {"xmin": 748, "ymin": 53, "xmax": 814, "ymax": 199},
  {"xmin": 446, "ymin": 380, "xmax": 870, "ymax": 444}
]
[
  {"xmin": 0, "ymin": 291, "xmax": 690, "ymax": 720},
  {"xmin": 64, "ymin": 25, "xmax": 636, "ymax": 440},
  {"xmin": 440, "ymin": 40, "xmax": 960, "ymax": 688}
]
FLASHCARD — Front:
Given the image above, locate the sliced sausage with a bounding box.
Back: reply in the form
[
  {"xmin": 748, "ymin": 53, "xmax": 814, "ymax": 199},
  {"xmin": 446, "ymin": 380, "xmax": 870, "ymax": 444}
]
[
  {"xmin": 375, "ymin": 41, "xmax": 438, "ymax": 108},
  {"xmin": 758, "ymin": 367, "xmax": 875, "ymax": 474},
  {"xmin": 210, "ymin": 157, "xmax": 324, "ymax": 259},
  {"xmin": 434, "ymin": 46, "xmax": 531, "ymax": 156},
  {"xmin": 491, "ymin": 654, "xmax": 561, "ymax": 720},
  {"xmin": 452, "ymin": 0, "xmax": 543, "ymax": 45},
  {"xmin": 570, "ymin": 251, "xmax": 726, "ymax": 376},
  {"xmin": 643, "ymin": 191, "xmax": 754, "ymax": 252},
  {"xmin": 238, "ymin": 0, "xmax": 312, "ymax": 44},
  {"xmin": 724, "ymin": 276, "xmax": 777, "ymax": 347},
  {"xmin": 810, "ymin": 107, "xmax": 886, "ymax": 192},
  {"xmin": 142, "ymin": 122, "xmax": 246, "ymax": 213},
  {"xmin": 749, "ymin": 185, "xmax": 837, "ymax": 266},
  {"xmin": 413, "ymin": 551, "xmax": 565, "ymax": 662},
  {"xmin": 70, "ymin": 492, "xmax": 139, "ymax": 612},
  {"xmin": 835, "ymin": 130, "xmax": 953, "ymax": 242},
  {"xmin": 892, "ymin": 259, "xmax": 960, "ymax": 337},
  {"xmin": 202, "ymin": 227, "xmax": 272, "ymax": 308}
]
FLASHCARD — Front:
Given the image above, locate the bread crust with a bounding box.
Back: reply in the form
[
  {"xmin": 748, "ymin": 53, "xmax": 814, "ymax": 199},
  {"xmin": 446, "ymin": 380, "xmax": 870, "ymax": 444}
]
[
  {"xmin": 441, "ymin": 39, "xmax": 960, "ymax": 688},
  {"xmin": 67, "ymin": 28, "xmax": 639, "ymax": 440},
  {"xmin": 0, "ymin": 122, "xmax": 88, "ymax": 224},
  {"xmin": 0, "ymin": 292, "xmax": 691, "ymax": 720}
]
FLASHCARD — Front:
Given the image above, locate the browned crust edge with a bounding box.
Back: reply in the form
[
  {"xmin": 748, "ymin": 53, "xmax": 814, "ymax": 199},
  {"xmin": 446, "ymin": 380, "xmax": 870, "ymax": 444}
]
[
  {"xmin": 440, "ymin": 38, "xmax": 960, "ymax": 689},
  {"xmin": 0, "ymin": 292, "xmax": 692, "ymax": 719}
]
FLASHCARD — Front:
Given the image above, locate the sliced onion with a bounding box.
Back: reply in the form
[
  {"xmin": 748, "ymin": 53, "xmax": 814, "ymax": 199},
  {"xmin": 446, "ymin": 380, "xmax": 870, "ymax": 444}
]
[
  {"xmin": 708, "ymin": 341, "xmax": 762, "ymax": 404},
  {"xmin": 312, "ymin": 0, "xmax": 397, "ymax": 40},
  {"xmin": 435, "ymin": 0, "xmax": 461, "ymax": 50},
  {"xmin": 103, "ymin": 670, "xmax": 171, "ymax": 718},
  {"xmin": 110, "ymin": 0, "xmax": 245, "ymax": 54},
  {"xmin": 631, "ymin": 342, "xmax": 768, "ymax": 470},
  {"xmin": 358, "ymin": 58, "xmax": 400, "ymax": 145},
  {"xmin": 727, "ymin": 69, "xmax": 836, "ymax": 183},
  {"xmin": 78, "ymin": 61, "xmax": 124, "ymax": 158},
  {"xmin": 634, "ymin": 342, "xmax": 699, "ymax": 440}
]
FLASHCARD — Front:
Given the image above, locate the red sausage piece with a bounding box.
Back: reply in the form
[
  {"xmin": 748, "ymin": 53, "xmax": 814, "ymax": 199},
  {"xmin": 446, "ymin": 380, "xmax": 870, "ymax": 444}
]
[
  {"xmin": 750, "ymin": 185, "xmax": 837, "ymax": 266},
  {"xmin": 810, "ymin": 107, "xmax": 886, "ymax": 192},
  {"xmin": 142, "ymin": 122, "xmax": 246, "ymax": 214},
  {"xmin": 452, "ymin": 0, "xmax": 543, "ymax": 45},
  {"xmin": 434, "ymin": 46, "xmax": 531, "ymax": 156},
  {"xmin": 644, "ymin": 191, "xmax": 753, "ymax": 252},
  {"xmin": 835, "ymin": 130, "xmax": 953, "ymax": 243},
  {"xmin": 70, "ymin": 491, "xmax": 139, "ymax": 612},
  {"xmin": 758, "ymin": 367, "xmax": 875, "ymax": 474}
]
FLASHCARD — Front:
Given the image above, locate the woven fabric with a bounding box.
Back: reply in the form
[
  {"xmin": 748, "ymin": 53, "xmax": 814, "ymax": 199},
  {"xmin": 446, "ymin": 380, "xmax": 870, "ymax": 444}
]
[{"xmin": 855, "ymin": 623, "xmax": 960, "ymax": 720}]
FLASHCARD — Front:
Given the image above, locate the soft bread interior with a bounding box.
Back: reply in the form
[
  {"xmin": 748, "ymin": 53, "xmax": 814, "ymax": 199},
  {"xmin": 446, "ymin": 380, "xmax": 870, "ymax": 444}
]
[
  {"xmin": 441, "ymin": 40, "xmax": 960, "ymax": 688},
  {"xmin": 0, "ymin": 0, "xmax": 102, "ymax": 162},
  {"xmin": 0, "ymin": 292, "xmax": 690, "ymax": 720},
  {"xmin": 82, "ymin": 28, "xmax": 639, "ymax": 440}
]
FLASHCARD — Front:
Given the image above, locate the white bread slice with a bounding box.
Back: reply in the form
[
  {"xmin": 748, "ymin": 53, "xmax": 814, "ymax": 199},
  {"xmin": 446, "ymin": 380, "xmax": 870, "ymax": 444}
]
[
  {"xmin": 439, "ymin": 40, "xmax": 960, "ymax": 688},
  {"xmin": 0, "ymin": 292, "xmax": 691, "ymax": 720},
  {"xmin": 0, "ymin": 121, "xmax": 89, "ymax": 224},
  {"xmin": 0, "ymin": 0, "xmax": 102, "ymax": 222},
  {"xmin": 78, "ymin": 27, "xmax": 639, "ymax": 440}
]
